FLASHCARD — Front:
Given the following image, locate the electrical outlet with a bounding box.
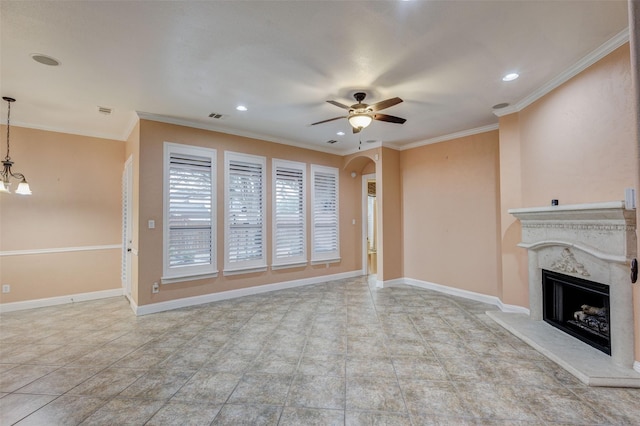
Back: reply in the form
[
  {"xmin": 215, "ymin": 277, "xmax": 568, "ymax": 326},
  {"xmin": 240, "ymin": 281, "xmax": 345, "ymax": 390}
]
[
  {"xmin": 2, "ymin": 284, "xmax": 9, "ymax": 293},
  {"xmin": 152, "ymin": 282, "xmax": 159, "ymax": 294}
]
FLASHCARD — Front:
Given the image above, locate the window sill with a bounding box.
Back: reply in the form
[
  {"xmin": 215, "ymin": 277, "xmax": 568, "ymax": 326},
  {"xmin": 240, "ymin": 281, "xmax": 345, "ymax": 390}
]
[
  {"xmin": 310, "ymin": 257, "xmax": 341, "ymax": 265},
  {"xmin": 271, "ymin": 261, "xmax": 308, "ymax": 270},
  {"xmin": 161, "ymin": 271, "xmax": 218, "ymax": 284},
  {"xmin": 223, "ymin": 266, "xmax": 268, "ymax": 276}
]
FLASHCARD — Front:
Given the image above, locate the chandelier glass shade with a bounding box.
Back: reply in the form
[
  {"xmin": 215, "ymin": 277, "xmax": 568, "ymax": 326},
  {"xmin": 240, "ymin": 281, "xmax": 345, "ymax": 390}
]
[{"xmin": 1, "ymin": 97, "xmax": 31, "ymax": 195}]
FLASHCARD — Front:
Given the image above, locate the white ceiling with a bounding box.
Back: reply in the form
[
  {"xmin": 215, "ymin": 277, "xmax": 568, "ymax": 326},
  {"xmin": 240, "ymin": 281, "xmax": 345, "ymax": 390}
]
[{"xmin": 0, "ymin": 1, "xmax": 630, "ymax": 154}]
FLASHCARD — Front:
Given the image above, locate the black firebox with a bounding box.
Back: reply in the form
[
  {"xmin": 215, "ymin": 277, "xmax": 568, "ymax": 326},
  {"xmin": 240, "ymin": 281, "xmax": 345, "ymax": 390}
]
[{"xmin": 542, "ymin": 269, "xmax": 611, "ymax": 355}]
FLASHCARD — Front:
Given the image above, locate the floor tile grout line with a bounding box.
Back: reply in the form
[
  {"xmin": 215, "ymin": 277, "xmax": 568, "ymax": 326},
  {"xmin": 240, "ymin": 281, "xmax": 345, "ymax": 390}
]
[
  {"xmin": 2, "ymin": 277, "xmax": 637, "ymax": 425},
  {"xmin": 274, "ymin": 290, "xmax": 319, "ymax": 425}
]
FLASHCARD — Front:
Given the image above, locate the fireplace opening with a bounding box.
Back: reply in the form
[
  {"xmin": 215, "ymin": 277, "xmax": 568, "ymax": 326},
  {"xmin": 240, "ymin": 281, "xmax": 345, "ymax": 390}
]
[{"xmin": 542, "ymin": 269, "xmax": 610, "ymax": 355}]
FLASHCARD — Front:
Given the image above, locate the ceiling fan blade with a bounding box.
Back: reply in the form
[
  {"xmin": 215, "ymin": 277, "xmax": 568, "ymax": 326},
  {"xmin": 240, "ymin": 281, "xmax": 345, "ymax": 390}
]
[
  {"xmin": 326, "ymin": 100, "xmax": 352, "ymax": 110},
  {"xmin": 352, "ymin": 126, "xmax": 362, "ymax": 134},
  {"xmin": 373, "ymin": 113, "xmax": 406, "ymax": 124},
  {"xmin": 310, "ymin": 116, "xmax": 346, "ymax": 126},
  {"xmin": 370, "ymin": 97, "xmax": 403, "ymax": 112}
]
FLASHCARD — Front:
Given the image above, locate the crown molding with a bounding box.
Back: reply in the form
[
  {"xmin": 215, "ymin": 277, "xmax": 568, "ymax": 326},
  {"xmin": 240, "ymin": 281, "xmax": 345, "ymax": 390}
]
[
  {"xmin": 394, "ymin": 123, "xmax": 500, "ymax": 151},
  {"xmin": 136, "ymin": 111, "xmax": 345, "ymax": 156},
  {"xmin": 8, "ymin": 120, "xmax": 126, "ymax": 142},
  {"xmin": 121, "ymin": 111, "xmax": 140, "ymax": 140},
  {"xmin": 494, "ymin": 27, "xmax": 629, "ymax": 117}
]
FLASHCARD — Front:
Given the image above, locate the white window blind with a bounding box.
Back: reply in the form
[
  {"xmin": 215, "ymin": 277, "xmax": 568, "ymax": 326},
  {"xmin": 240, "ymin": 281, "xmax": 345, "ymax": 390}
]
[
  {"xmin": 224, "ymin": 152, "xmax": 267, "ymax": 273},
  {"xmin": 272, "ymin": 159, "xmax": 306, "ymax": 267},
  {"xmin": 311, "ymin": 165, "xmax": 340, "ymax": 262},
  {"xmin": 163, "ymin": 143, "xmax": 217, "ymax": 282}
]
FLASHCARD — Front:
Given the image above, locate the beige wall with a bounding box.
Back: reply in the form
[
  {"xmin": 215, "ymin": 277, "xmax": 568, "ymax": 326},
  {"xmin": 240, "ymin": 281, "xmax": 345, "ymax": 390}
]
[
  {"xmin": 498, "ymin": 43, "xmax": 639, "ymax": 357},
  {"xmin": 518, "ymin": 44, "xmax": 636, "ymax": 207},
  {"xmin": 499, "ymin": 44, "xmax": 637, "ymax": 309},
  {"xmin": 135, "ymin": 120, "xmax": 362, "ymax": 306},
  {"xmin": 498, "ymin": 114, "xmax": 528, "ymax": 307},
  {"xmin": 629, "ymin": 0, "xmax": 640, "ymax": 369},
  {"xmin": 401, "ymin": 131, "xmax": 501, "ymax": 296},
  {"xmin": 0, "ymin": 126, "xmax": 124, "ymax": 304},
  {"xmin": 378, "ymin": 147, "xmax": 403, "ymax": 281}
]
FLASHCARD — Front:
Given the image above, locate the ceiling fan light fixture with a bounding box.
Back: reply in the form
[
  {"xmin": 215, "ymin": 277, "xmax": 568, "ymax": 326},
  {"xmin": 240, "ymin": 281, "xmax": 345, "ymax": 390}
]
[{"xmin": 348, "ymin": 113, "xmax": 372, "ymax": 130}]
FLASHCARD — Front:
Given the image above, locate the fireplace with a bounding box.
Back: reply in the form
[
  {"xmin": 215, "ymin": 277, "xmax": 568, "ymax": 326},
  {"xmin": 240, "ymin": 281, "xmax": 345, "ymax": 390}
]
[
  {"xmin": 489, "ymin": 201, "xmax": 640, "ymax": 386},
  {"xmin": 542, "ymin": 269, "xmax": 610, "ymax": 355}
]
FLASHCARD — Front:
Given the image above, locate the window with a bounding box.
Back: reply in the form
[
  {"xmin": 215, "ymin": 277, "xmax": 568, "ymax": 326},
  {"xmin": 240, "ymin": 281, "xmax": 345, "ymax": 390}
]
[
  {"xmin": 224, "ymin": 152, "xmax": 267, "ymax": 274},
  {"xmin": 162, "ymin": 143, "xmax": 217, "ymax": 283},
  {"xmin": 311, "ymin": 165, "xmax": 340, "ymax": 262},
  {"xmin": 272, "ymin": 159, "xmax": 306, "ymax": 268}
]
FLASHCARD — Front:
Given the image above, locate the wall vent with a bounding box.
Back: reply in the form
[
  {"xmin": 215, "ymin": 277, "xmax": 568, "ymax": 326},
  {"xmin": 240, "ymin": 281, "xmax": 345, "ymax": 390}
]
[
  {"xmin": 326, "ymin": 140, "xmax": 338, "ymax": 144},
  {"xmin": 208, "ymin": 112, "xmax": 226, "ymax": 119},
  {"xmin": 97, "ymin": 106, "xmax": 112, "ymax": 115}
]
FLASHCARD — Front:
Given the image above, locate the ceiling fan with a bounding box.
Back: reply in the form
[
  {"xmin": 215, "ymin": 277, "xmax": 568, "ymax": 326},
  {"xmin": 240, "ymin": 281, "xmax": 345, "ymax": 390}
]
[{"xmin": 311, "ymin": 92, "xmax": 406, "ymax": 133}]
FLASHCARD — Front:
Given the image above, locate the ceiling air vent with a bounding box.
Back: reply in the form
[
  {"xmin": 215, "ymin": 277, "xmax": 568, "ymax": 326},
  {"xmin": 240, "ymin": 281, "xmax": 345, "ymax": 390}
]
[
  {"xmin": 208, "ymin": 112, "xmax": 226, "ymax": 119},
  {"xmin": 326, "ymin": 140, "xmax": 338, "ymax": 144},
  {"xmin": 97, "ymin": 106, "xmax": 112, "ymax": 115}
]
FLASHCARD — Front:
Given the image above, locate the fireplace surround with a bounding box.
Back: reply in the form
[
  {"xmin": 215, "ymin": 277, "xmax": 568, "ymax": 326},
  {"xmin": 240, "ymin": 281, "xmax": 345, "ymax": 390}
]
[{"xmin": 488, "ymin": 201, "xmax": 640, "ymax": 387}]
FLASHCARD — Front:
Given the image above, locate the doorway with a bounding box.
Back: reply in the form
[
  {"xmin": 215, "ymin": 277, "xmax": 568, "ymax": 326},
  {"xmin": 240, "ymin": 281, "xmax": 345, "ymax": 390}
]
[{"xmin": 362, "ymin": 173, "xmax": 377, "ymax": 276}]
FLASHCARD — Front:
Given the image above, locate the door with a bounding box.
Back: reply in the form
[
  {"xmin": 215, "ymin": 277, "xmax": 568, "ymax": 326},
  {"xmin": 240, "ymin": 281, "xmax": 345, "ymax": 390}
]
[{"xmin": 121, "ymin": 157, "xmax": 133, "ymax": 300}]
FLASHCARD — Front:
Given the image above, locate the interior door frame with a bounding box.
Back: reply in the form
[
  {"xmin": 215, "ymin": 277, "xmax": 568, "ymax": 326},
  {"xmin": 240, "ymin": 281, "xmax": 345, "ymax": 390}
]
[{"xmin": 362, "ymin": 173, "xmax": 375, "ymax": 276}]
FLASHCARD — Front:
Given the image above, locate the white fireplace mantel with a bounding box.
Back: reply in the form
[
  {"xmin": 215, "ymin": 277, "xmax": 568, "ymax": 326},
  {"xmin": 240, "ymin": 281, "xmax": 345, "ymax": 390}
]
[
  {"xmin": 488, "ymin": 201, "xmax": 640, "ymax": 387},
  {"xmin": 510, "ymin": 201, "xmax": 636, "ymax": 270}
]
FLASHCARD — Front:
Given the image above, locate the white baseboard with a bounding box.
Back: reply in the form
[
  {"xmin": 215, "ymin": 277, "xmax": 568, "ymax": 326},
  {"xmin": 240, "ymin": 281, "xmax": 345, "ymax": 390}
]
[
  {"xmin": 497, "ymin": 299, "xmax": 530, "ymax": 315},
  {"xmin": 0, "ymin": 274, "xmax": 531, "ymax": 317},
  {"xmin": 634, "ymin": 361, "xmax": 640, "ymax": 374},
  {"xmin": 0, "ymin": 288, "xmax": 124, "ymax": 313},
  {"xmin": 376, "ymin": 278, "xmax": 405, "ymax": 288},
  {"xmin": 402, "ymin": 277, "xmax": 530, "ymax": 314},
  {"xmin": 134, "ymin": 270, "xmax": 363, "ymax": 316}
]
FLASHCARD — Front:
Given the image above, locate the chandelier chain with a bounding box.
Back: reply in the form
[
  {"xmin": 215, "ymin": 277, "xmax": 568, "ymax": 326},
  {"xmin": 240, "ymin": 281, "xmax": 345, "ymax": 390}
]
[{"xmin": 5, "ymin": 99, "xmax": 10, "ymax": 161}]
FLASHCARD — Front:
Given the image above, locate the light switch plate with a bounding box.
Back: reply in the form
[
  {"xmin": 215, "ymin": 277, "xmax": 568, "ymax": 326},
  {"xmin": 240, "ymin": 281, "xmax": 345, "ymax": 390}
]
[{"xmin": 148, "ymin": 219, "xmax": 155, "ymax": 229}]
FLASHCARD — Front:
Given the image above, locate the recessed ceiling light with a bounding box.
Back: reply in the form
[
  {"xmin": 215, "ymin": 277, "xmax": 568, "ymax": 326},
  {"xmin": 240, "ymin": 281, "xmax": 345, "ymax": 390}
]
[
  {"xmin": 236, "ymin": 105, "xmax": 248, "ymax": 111},
  {"xmin": 502, "ymin": 73, "xmax": 519, "ymax": 82},
  {"xmin": 492, "ymin": 102, "xmax": 510, "ymax": 109},
  {"xmin": 30, "ymin": 53, "xmax": 61, "ymax": 66},
  {"xmin": 336, "ymin": 131, "xmax": 345, "ymax": 136}
]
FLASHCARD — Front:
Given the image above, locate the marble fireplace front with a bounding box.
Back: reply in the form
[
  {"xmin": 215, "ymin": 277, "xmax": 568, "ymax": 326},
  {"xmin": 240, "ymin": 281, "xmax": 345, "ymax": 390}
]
[{"xmin": 488, "ymin": 201, "xmax": 640, "ymax": 387}]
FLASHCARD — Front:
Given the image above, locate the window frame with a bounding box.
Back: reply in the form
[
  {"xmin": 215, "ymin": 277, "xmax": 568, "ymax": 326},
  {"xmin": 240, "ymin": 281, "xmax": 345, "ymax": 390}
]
[
  {"xmin": 224, "ymin": 151, "xmax": 268, "ymax": 275},
  {"xmin": 272, "ymin": 159, "xmax": 307, "ymax": 269},
  {"xmin": 162, "ymin": 142, "xmax": 217, "ymax": 284},
  {"xmin": 310, "ymin": 164, "xmax": 340, "ymax": 263}
]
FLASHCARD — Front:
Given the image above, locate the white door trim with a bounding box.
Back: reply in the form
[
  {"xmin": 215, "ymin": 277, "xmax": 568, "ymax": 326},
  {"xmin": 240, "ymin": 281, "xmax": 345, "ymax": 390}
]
[{"xmin": 362, "ymin": 173, "xmax": 375, "ymax": 276}]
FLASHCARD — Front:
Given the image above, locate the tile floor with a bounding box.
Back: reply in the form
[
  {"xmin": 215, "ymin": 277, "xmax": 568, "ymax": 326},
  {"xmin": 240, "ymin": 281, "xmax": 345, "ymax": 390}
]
[{"xmin": 1, "ymin": 276, "xmax": 639, "ymax": 425}]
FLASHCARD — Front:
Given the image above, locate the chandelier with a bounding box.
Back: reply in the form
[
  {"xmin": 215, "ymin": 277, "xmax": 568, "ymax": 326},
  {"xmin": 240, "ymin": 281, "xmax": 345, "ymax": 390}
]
[{"xmin": 1, "ymin": 97, "xmax": 31, "ymax": 195}]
